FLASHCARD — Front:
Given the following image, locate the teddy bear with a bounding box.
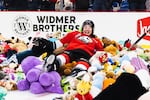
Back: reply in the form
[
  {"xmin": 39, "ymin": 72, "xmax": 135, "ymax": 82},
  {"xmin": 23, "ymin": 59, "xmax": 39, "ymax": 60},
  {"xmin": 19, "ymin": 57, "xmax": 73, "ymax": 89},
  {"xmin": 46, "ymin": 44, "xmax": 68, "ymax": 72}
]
[
  {"xmin": 102, "ymin": 37, "xmax": 122, "ymax": 56},
  {"xmin": 58, "ymin": 61, "xmax": 77, "ymax": 76},
  {"xmin": 17, "ymin": 56, "xmax": 64, "ymax": 94},
  {"xmin": 9, "ymin": 39, "xmax": 28, "ymax": 53},
  {"xmin": 3, "ymin": 36, "xmax": 28, "ymax": 53}
]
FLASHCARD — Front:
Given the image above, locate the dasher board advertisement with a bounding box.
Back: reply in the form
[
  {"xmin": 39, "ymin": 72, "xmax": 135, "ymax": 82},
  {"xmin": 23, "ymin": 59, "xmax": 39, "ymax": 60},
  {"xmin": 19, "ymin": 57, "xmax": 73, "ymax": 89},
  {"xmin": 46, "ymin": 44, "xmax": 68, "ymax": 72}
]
[{"xmin": 0, "ymin": 12, "xmax": 149, "ymax": 45}]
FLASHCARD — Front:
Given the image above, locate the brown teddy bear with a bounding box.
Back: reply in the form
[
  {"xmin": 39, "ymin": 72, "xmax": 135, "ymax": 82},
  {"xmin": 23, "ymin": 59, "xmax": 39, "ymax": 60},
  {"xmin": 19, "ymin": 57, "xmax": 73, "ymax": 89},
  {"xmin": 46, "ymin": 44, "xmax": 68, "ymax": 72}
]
[
  {"xmin": 102, "ymin": 37, "xmax": 122, "ymax": 56},
  {"xmin": 59, "ymin": 61, "xmax": 77, "ymax": 76}
]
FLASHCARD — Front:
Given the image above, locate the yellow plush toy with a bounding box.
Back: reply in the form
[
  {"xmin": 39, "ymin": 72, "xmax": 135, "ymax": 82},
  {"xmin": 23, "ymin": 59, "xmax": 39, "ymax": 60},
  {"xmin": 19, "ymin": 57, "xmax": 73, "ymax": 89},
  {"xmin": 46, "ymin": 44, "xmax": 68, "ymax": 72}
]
[
  {"xmin": 104, "ymin": 45, "xmax": 118, "ymax": 56},
  {"xmin": 75, "ymin": 80, "xmax": 93, "ymax": 100},
  {"xmin": 102, "ymin": 37, "xmax": 121, "ymax": 56}
]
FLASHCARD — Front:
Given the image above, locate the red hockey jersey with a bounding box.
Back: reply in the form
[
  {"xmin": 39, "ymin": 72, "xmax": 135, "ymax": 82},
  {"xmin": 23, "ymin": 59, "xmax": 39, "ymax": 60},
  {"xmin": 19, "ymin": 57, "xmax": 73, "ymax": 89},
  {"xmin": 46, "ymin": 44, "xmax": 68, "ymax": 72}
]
[{"xmin": 60, "ymin": 31, "xmax": 103, "ymax": 56}]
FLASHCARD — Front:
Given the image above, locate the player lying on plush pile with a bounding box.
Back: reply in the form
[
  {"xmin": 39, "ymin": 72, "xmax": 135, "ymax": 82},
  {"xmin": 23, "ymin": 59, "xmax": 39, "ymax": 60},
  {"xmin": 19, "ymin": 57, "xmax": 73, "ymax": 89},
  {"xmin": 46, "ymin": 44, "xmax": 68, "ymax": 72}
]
[{"xmin": 1, "ymin": 20, "xmax": 104, "ymax": 76}]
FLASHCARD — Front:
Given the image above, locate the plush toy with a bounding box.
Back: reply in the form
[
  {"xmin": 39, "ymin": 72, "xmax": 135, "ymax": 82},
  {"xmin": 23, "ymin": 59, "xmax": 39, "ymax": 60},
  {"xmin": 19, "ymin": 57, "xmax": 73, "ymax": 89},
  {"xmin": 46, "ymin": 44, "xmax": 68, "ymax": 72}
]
[
  {"xmin": 0, "ymin": 86, "xmax": 7, "ymax": 100},
  {"xmin": 102, "ymin": 37, "xmax": 122, "ymax": 56},
  {"xmin": 2, "ymin": 63, "xmax": 18, "ymax": 74},
  {"xmin": 94, "ymin": 72, "xmax": 148, "ymax": 100},
  {"xmin": 90, "ymin": 71, "xmax": 105, "ymax": 98},
  {"xmin": 17, "ymin": 56, "xmax": 64, "ymax": 94},
  {"xmin": 61, "ymin": 77, "xmax": 71, "ymax": 93},
  {"xmin": 135, "ymin": 69, "xmax": 150, "ymax": 90},
  {"xmin": 0, "ymin": 78, "xmax": 17, "ymax": 91},
  {"xmin": 59, "ymin": 61, "xmax": 77, "ymax": 75},
  {"xmin": 53, "ymin": 88, "xmax": 77, "ymax": 100},
  {"xmin": 0, "ymin": 41, "xmax": 17, "ymax": 59},
  {"xmin": 120, "ymin": 60, "xmax": 135, "ymax": 73},
  {"xmin": 0, "ymin": 45, "xmax": 5, "ymax": 54},
  {"xmin": 112, "ymin": 1, "xmax": 120, "ymax": 12},
  {"xmin": 5, "ymin": 37, "xmax": 28, "ymax": 53},
  {"xmin": 104, "ymin": 45, "xmax": 118, "ymax": 56},
  {"xmin": 75, "ymin": 80, "xmax": 93, "ymax": 100},
  {"xmin": 16, "ymin": 56, "xmax": 42, "ymax": 91},
  {"xmin": 47, "ymin": 31, "xmax": 68, "ymax": 55},
  {"xmin": 0, "ymin": 71, "xmax": 7, "ymax": 80},
  {"xmin": 0, "ymin": 48, "xmax": 6, "ymax": 64},
  {"xmin": 138, "ymin": 49, "xmax": 150, "ymax": 63},
  {"xmin": 10, "ymin": 42, "xmax": 28, "ymax": 53},
  {"xmin": 61, "ymin": 71, "xmax": 86, "ymax": 93},
  {"xmin": 55, "ymin": 0, "xmax": 73, "ymax": 11},
  {"xmin": 46, "ymin": 31, "xmax": 62, "ymax": 40},
  {"xmin": 21, "ymin": 56, "xmax": 42, "ymax": 75},
  {"xmin": 105, "ymin": 71, "xmax": 116, "ymax": 79},
  {"xmin": 0, "ymin": 71, "xmax": 18, "ymax": 91},
  {"xmin": 130, "ymin": 57, "xmax": 149, "ymax": 72},
  {"xmin": 53, "ymin": 43, "xmax": 68, "ymax": 55},
  {"xmin": 4, "ymin": 80, "xmax": 17, "ymax": 91},
  {"xmin": 88, "ymin": 51, "xmax": 108, "ymax": 73},
  {"xmin": 124, "ymin": 38, "xmax": 136, "ymax": 50},
  {"xmin": 102, "ymin": 77, "xmax": 116, "ymax": 90},
  {"xmin": 54, "ymin": 76, "xmax": 79, "ymax": 100}
]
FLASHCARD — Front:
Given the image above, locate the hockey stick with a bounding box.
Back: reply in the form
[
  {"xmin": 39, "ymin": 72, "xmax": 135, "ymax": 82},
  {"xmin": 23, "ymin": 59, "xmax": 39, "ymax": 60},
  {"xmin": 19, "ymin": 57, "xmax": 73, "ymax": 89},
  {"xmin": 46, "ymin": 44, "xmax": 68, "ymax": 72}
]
[{"xmin": 129, "ymin": 29, "xmax": 150, "ymax": 50}]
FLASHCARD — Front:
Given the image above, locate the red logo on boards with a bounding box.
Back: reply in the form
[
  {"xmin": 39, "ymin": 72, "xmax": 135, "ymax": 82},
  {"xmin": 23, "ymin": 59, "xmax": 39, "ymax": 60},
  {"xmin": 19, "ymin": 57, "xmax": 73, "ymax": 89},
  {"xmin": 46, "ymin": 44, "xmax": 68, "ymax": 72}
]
[{"xmin": 137, "ymin": 17, "xmax": 150, "ymax": 41}]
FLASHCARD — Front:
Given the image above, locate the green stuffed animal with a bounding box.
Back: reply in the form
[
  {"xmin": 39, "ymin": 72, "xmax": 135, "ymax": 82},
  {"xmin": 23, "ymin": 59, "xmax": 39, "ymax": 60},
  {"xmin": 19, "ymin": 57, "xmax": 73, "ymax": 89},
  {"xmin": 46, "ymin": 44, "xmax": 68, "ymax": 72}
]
[{"xmin": 0, "ymin": 86, "xmax": 7, "ymax": 100}]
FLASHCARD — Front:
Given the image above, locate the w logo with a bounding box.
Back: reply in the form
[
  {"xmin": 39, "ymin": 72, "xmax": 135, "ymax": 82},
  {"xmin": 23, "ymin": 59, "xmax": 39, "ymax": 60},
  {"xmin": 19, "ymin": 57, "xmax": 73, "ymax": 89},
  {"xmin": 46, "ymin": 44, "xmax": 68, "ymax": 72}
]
[
  {"xmin": 17, "ymin": 22, "xmax": 27, "ymax": 31},
  {"xmin": 13, "ymin": 15, "xmax": 32, "ymax": 37}
]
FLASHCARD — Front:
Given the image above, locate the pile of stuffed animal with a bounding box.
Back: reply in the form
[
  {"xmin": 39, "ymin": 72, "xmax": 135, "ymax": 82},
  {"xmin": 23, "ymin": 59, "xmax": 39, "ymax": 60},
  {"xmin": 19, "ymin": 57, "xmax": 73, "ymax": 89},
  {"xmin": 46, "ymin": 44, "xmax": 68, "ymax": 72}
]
[{"xmin": 0, "ymin": 32, "xmax": 150, "ymax": 100}]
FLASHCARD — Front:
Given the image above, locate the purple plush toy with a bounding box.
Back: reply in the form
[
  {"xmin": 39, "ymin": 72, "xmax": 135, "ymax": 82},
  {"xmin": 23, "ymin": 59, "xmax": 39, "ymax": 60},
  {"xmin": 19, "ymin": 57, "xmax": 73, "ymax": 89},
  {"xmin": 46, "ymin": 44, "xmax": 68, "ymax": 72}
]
[
  {"xmin": 17, "ymin": 56, "xmax": 64, "ymax": 94},
  {"xmin": 21, "ymin": 56, "xmax": 42, "ymax": 75}
]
